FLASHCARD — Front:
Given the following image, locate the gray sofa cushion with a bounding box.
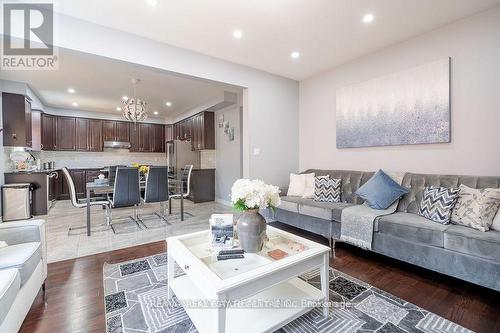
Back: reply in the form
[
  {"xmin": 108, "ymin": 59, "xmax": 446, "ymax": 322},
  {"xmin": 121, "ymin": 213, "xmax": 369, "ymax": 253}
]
[
  {"xmin": 275, "ymin": 208, "xmax": 338, "ymax": 238},
  {"xmin": 303, "ymin": 169, "xmax": 374, "ymax": 204},
  {"xmin": 0, "ymin": 242, "xmax": 42, "ymax": 286},
  {"xmin": 376, "ymin": 212, "xmax": 450, "ymax": 247},
  {"xmin": 397, "ymin": 173, "xmax": 500, "ymax": 214},
  {"xmin": 0, "ymin": 268, "xmax": 20, "ymax": 325},
  {"xmin": 444, "ymin": 225, "xmax": 500, "ymax": 261},
  {"xmin": 279, "ymin": 196, "xmax": 302, "ymax": 213},
  {"xmin": 298, "ymin": 199, "xmax": 353, "ymax": 221}
]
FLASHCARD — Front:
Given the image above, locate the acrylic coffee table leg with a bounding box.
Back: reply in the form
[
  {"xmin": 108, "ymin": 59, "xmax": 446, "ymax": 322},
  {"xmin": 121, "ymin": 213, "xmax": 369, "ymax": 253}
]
[
  {"xmin": 167, "ymin": 252, "xmax": 175, "ymax": 300},
  {"xmin": 320, "ymin": 253, "xmax": 330, "ymax": 317}
]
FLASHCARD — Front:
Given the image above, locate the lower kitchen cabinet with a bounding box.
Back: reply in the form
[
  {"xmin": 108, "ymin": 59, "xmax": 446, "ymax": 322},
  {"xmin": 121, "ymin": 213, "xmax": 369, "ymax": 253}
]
[
  {"xmin": 187, "ymin": 169, "xmax": 215, "ymax": 203},
  {"xmin": 56, "ymin": 168, "xmax": 107, "ymax": 200}
]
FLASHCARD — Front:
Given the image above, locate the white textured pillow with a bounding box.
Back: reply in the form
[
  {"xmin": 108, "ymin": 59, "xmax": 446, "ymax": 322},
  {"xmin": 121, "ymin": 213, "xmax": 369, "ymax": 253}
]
[
  {"xmin": 0, "ymin": 241, "xmax": 8, "ymax": 248},
  {"xmin": 302, "ymin": 173, "xmax": 316, "ymax": 198},
  {"xmin": 287, "ymin": 173, "xmax": 306, "ymax": 196},
  {"xmin": 491, "ymin": 209, "xmax": 500, "ymax": 231},
  {"xmin": 451, "ymin": 185, "xmax": 500, "ymax": 231}
]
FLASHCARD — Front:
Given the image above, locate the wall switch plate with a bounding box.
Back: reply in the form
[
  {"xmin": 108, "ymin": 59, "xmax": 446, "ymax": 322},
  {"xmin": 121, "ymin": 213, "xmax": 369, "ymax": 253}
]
[{"xmin": 253, "ymin": 148, "xmax": 261, "ymax": 155}]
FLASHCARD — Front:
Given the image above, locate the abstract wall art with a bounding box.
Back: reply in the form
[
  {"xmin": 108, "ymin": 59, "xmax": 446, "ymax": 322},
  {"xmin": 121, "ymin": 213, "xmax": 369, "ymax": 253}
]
[{"xmin": 336, "ymin": 58, "xmax": 450, "ymax": 148}]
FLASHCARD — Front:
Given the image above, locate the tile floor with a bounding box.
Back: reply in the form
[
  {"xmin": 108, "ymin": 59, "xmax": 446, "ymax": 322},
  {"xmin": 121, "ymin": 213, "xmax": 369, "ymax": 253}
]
[{"xmin": 44, "ymin": 199, "xmax": 232, "ymax": 263}]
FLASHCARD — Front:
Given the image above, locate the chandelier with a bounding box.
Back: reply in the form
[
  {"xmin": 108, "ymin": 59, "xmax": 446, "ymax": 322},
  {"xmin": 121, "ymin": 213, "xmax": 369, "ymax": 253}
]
[{"xmin": 122, "ymin": 78, "xmax": 147, "ymax": 122}]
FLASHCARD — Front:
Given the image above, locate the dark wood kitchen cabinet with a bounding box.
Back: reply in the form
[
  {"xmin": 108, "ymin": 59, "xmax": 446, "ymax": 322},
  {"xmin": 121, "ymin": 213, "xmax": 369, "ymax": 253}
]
[
  {"xmin": 102, "ymin": 120, "xmax": 116, "ymax": 141},
  {"xmin": 76, "ymin": 118, "xmax": 103, "ymax": 151},
  {"xmin": 75, "ymin": 118, "xmax": 89, "ymax": 151},
  {"xmin": 116, "ymin": 121, "xmax": 130, "ymax": 142},
  {"xmin": 103, "ymin": 120, "xmax": 130, "ymax": 142},
  {"xmin": 138, "ymin": 123, "xmax": 151, "ymax": 152},
  {"xmin": 89, "ymin": 119, "xmax": 103, "ymax": 151},
  {"xmin": 191, "ymin": 111, "xmax": 215, "ymax": 150},
  {"xmin": 2, "ymin": 92, "xmax": 32, "ymax": 147},
  {"xmin": 165, "ymin": 124, "xmax": 173, "ymax": 142},
  {"xmin": 57, "ymin": 169, "xmax": 93, "ymax": 200},
  {"xmin": 41, "ymin": 113, "xmax": 57, "ymax": 150},
  {"xmin": 150, "ymin": 124, "xmax": 165, "ymax": 152},
  {"xmin": 56, "ymin": 116, "xmax": 76, "ymax": 151}
]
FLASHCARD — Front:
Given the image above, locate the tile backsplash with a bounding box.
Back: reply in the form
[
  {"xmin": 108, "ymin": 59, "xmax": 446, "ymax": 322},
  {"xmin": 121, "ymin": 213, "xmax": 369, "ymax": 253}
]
[
  {"xmin": 200, "ymin": 150, "xmax": 216, "ymax": 169},
  {"xmin": 3, "ymin": 147, "xmax": 166, "ymax": 171}
]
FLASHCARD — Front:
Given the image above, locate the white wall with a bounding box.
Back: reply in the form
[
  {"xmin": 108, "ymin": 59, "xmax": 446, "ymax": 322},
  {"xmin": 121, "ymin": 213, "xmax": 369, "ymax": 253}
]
[
  {"xmin": 215, "ymin": 100, "xmax": 243, "ymax": 203},
  {"xmin": 299, "ymin": 7, "xmax": 500, "ymax": 176},
  {"xmin": 29, "ymin": 13, "xmax": 299, "ymax": 189}
]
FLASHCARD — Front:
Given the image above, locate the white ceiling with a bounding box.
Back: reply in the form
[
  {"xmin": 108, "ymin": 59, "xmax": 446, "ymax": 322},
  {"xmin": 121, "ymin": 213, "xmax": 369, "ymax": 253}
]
[
  {"xmin": 29, "ymin": 0, "xmax": 500, "ymax": 80},
  {"xmin": 0, "ymin": 48, "xmax": 238, "ymax": 119}
]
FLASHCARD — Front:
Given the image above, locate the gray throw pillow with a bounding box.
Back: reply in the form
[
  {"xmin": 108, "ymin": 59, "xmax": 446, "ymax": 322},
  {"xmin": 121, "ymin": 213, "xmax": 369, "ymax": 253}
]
[
  {"xmin": 418, "ymin": 186, "xmax": 460, "ymax": 224},
  {"xmin": 314, "ymin": 176, "xmax": 341, "ymax": 202}
]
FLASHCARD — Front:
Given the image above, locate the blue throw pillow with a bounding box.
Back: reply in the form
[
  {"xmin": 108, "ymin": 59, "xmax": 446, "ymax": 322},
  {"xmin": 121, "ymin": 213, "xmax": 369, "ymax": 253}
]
[{"xmin": 355, "ymin": 170, "xmax": 409, "ymax": 210}]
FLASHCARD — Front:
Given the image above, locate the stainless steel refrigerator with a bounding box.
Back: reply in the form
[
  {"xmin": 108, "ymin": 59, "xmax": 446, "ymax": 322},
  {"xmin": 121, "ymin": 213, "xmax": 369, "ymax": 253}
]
[{"xmin": 166, "ymin": 140, "xmax": 200, "ymax": 174}]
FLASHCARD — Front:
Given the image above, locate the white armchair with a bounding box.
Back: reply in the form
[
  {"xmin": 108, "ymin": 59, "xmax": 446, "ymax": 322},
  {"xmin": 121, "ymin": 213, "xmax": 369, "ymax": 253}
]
[{"xmin": 0, "ymin": 219, "xmax": 47, "ymax": 332}]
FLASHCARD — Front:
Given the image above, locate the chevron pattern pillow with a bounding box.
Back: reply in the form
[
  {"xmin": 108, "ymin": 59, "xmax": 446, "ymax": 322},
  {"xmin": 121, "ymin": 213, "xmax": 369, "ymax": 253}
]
[
  {"xmin": 314, "ymin": 176, "xmax": 341, "ymax": 202},
  {"xmin": 418, "ymin": 186, "xmax": 460, "ymax": 224}
]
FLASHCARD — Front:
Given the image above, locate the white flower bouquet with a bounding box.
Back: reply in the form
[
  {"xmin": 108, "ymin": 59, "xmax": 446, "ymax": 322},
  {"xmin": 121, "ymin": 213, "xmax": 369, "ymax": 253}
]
[{"xmin": 230, "ymin": 179, "xmax": 281, "ymax": 211}]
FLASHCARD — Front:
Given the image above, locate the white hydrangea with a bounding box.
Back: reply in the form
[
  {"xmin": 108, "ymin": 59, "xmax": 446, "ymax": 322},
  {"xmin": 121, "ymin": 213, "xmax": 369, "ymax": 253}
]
[{"xmin": 231, "ymin": 179, "xmax": 281, "ymax": 210}]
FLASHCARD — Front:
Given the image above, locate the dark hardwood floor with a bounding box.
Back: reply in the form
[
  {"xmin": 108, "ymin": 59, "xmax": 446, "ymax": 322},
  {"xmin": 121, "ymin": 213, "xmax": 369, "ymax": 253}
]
[{"xmin": 21, "ymin": 223, "xmax": 500, "ymax": 333}]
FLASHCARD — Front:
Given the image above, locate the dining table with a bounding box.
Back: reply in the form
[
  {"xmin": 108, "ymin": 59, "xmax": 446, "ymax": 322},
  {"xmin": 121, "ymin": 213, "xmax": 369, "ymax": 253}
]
[{"xmin": 85, "ymin": 178, "xmax": 184, "ymax": 236}]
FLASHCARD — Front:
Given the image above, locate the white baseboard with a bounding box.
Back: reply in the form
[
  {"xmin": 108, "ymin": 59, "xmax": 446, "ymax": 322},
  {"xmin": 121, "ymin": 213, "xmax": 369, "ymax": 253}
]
[{"xmin": 215, "ymin": 198, "xmax": 232, "ymax": 207}]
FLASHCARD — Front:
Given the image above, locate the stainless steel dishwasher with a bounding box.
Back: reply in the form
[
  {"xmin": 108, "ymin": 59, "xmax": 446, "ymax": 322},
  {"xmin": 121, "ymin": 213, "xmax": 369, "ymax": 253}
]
[{"xmin": 1, "ymin": 183, "xmax": 33, "ymax": 221}]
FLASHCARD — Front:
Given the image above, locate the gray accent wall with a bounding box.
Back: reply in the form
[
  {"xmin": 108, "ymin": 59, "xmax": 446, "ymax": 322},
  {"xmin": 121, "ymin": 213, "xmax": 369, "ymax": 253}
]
[{"xmin": 299, "ymin": 7, "xmax": 500, "ymax": 176}]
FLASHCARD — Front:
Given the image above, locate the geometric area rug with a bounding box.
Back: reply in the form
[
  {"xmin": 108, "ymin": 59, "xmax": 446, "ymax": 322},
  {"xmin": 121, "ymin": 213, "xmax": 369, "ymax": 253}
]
[{"xmin": 103, "ymin": 253, "xmax": 474, "ymax": 333}]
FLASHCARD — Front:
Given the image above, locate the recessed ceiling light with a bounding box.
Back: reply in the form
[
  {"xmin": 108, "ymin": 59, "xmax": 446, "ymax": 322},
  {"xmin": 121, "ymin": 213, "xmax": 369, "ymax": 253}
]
[
  {"xmin": 67, "ymin": 88, "xmax": 75, "ymax": 94},
  {"xmin": 290, "ymin": 51, "xmax": 300, "ymax": 59},
  {"xmin": 116, "ymin": 107, "xmax": 122, "ymax": 111},
  {"xmin": 233, "ymin": 30, "xmax": 243, "ymax": 39},
  {"xmin": 72, "ymin": 102, "xmax": 78, "ymax": 107},
  {"xmin": 122, "ymin": 95, "xmax": 128, "ymax": 101},
  {"xmin": 362, "ymin": 13, "xmax": 374, "ymax": 23},
  {"xmin": 146, "ymin": 0, "xmax": 158, "ymax": 6},
  {"xmin": 166, "ymin": 101, "xmax": 172, "ymax": 107},
  {"xmin": 153, "ymin": 111, "xmax": 159, "ymax": 115}
]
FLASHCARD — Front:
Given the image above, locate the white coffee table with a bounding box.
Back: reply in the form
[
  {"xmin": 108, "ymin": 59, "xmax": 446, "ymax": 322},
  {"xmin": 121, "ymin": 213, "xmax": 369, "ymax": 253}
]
[{"xmin": 166, "ymin": 226, "xmax": 330, "ymax": 333}]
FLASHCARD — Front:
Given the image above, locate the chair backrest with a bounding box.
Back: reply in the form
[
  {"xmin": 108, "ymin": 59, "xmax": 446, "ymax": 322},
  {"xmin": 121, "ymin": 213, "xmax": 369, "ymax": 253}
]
[
  {"xmin": 62, "ymin": 167, "xmax": 80, "ymax": 208},
  {"xmin": 182, "ymin": 165, "xmax": 193, "ymax": 196},
  {"xmin": 144, "ymin": 166, "xmax": 169, "ymax": 203},
  {"xmin": 109, "ymin": 165, "xmax": 126, "ymax": 184},
  {"xmin": 112, "ymin": 167, "xmax": 141, "ymax": 207}
]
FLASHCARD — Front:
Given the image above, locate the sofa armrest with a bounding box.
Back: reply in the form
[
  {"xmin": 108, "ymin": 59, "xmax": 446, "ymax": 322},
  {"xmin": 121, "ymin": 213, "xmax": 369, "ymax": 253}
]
[
  {"xmin": 0, "ymin": 220, "xmax": 46, "ymax": 245},
  {"xmin": 0, "ymin": 220, "xmax": 47, "ymax": 279}
]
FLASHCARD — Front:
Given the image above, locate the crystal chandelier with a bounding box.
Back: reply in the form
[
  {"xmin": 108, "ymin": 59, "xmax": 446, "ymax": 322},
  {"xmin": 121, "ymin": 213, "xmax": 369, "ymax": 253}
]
[{"xmin": 122, "ymin": 78, "xmax": 147, "ymax": 122}]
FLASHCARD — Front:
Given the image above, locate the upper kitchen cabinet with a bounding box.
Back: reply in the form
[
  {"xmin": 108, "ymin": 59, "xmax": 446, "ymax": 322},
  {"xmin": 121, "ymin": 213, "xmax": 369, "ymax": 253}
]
[
  {"xmin": 103, "ymin": 120, "xmax": 130, "ymax": 142},
  {"xmin": 165, "ymin": 124, "xmax": 173, "ymax": 142},
  {"xmin": 76, "ymin": 118, "xmax": 103, "ymax": 151},
  {"xmin": 150, "ymin": 124, "xmax": 165, "ymax": 152},
  {"xmin": 2, "ymin": 92, "xmax": 32, "ymax": 147},
  {"xmin": 116, "ymin": 121, "xmax": 130, "ymax": 142},
  {"xmin": 56, "ymin": 116, "xmax": 76, "ymax": 151},
  {"xmin": 41, "ymin": 113, "xmax": 57, "ymax": 150},
  {"xmin": 191, "ymin": 111, "xmax": 215, "ymax": 150},
  {"xmin": 89, "ymin": 119, "xmax": 103, "ymax": 151},
  {"xmin": 137, "ymin": 123, "xmax": 151, "ymax": 152},
  {"xmin": 102, "ymin": 120, "xmax": 116, "ymax": 142},
  {"xmin": 75, "ymin": 118, "xmax": 89, "ymax": 151}
]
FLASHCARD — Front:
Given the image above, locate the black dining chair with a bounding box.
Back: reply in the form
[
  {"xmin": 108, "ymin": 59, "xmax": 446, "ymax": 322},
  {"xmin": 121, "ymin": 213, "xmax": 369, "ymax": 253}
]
[
  {"xmin": 108, "ymin": 167, "xmax": 142, "ymax": 233},
  {"xmin": 137, "ymin": 166, "xmax": 170, "ymax": 228}
]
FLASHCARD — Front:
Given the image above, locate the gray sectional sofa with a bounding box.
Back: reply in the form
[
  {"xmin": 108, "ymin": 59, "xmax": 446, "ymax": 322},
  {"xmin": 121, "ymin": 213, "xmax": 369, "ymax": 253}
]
[{"xmin": 275, "ymin": 170, "xmax": 500, "ymax": 292}]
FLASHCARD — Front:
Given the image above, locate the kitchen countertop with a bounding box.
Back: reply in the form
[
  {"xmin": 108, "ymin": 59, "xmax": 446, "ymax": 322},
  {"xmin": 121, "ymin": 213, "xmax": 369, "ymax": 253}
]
[{"xmin": 4, "ymin": 169, "xmax": 60, "ymax": 175}]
